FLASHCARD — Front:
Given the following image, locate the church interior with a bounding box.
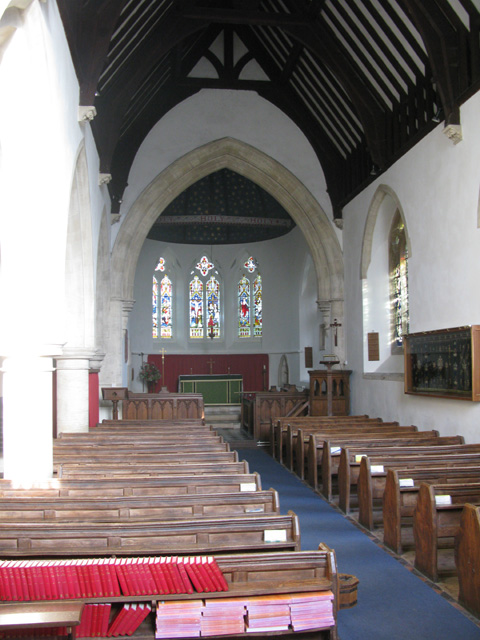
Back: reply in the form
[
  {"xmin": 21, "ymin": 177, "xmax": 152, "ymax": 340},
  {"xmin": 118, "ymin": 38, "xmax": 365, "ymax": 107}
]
[{"xmin": 2, "ymin": 1, "xmax": 480, "ymax": 638}]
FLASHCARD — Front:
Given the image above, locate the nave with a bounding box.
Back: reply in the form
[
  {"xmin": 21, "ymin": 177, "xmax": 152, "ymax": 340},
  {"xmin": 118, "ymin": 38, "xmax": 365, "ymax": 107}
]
[{"xmin": 230, "ymin": 442, "xmax": 480, "ymax": 640}]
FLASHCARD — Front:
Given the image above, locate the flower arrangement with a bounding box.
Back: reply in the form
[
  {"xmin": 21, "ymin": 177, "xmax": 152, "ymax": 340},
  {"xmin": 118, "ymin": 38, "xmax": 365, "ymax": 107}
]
[{"xmin": 138, "ymin": 362, "xmax": 161, "ymax": 383}]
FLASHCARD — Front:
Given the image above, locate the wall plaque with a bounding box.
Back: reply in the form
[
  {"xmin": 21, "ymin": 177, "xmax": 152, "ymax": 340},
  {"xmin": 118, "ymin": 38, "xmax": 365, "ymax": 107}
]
[{"xmin": 404, "ymin": 325, "xmax": 480, "ymax": 400}]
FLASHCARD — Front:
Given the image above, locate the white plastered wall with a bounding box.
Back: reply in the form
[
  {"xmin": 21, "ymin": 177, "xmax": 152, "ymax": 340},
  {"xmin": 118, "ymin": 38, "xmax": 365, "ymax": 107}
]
[{"xmin": 343, "ymin": 90, "xmax": 480, "ymax": 443}]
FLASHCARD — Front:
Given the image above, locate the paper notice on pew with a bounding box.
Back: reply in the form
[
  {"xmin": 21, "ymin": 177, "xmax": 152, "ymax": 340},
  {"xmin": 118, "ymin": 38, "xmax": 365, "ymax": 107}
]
[
  {"xmin": 399, "ymin": 478, "xmax": 414, "ymax": 487},
  {"xmin": 371, "ymin": 465, "xmax": 385, "ymax": 474},
  {"xmin": 330, "ymin": 447, "xmax": 341, "ymax": 455},
  {"xmin": 355, "ymin": 455, "xmax": 366, "ymax": 463},
  {"xmin": 264, "ymin": 529, "xmax": 288, "ymax": 543},
  {"xmin": 240, "ymin": 483, "xmax": 257, "ymax": 492},
  {"xmin": 435, "ymin": 494, "xmax": 452, "ymax": 506}
]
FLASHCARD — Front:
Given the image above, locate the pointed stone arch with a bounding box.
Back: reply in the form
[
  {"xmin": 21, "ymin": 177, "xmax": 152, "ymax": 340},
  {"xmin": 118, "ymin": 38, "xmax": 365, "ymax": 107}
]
[
  {"xmin": 360, "ymin": 184, "xmax": 411, "ymax": 279},
  {"xmin": 111, "ymin": 138, "xmax": 344, "ymax": 308}
]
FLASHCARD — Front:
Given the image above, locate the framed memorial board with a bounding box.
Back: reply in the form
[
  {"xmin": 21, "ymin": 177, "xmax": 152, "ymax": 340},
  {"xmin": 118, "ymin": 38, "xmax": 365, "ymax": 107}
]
[{"xmin": 404, "ymin": 325, "xmax": 480, "ymax": 401}]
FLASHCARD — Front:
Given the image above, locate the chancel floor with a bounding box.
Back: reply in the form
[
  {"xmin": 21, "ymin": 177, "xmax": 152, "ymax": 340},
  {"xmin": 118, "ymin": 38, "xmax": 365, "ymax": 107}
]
[{"xmin": 226, "ymin": 429, "xmax": 480, "ymax": 640}]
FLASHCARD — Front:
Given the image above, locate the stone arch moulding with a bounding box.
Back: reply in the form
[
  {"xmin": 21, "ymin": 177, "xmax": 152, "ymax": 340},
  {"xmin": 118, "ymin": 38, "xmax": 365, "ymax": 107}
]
[
  {"xmin": 360, "ymin": 184, "xmax": 412, "ymax": 280},
  {"xmin": 111, "ymin": 137, "xmax": 344, "ymax": 309}
]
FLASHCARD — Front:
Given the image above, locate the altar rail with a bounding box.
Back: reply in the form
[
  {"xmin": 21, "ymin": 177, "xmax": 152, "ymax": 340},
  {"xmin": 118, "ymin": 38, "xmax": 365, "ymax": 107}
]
[{"xmin": 102, "ymin": 389, "xmax": 204, "ymax": 421}]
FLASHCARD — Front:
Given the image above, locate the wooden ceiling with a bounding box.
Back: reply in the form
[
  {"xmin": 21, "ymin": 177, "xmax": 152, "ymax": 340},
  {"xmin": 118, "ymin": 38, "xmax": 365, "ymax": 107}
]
[{"xmin": 58, "ymin": 0, "xmax": 480, "ymax": 220}]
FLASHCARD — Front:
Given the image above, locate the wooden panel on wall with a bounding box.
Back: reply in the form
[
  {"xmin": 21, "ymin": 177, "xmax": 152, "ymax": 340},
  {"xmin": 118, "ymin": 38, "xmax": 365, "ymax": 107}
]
[
  {"xmin": 367, "ymin": 332, "xmax": 380, "ymax": 361},
  {"xmin": 304, "ymin": 346, "xmax": 313, "ymax": 368}
]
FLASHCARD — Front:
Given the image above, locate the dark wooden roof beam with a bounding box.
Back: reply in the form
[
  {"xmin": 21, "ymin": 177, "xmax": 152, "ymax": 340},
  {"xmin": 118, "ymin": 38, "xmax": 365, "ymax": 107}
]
[
  {"xmin": 180, "ymin": 7, "xmax": 311, "ymax": 27},
  {"xmin": 57, "ymin": 0, "xmax": 128, "ymax": 105}
]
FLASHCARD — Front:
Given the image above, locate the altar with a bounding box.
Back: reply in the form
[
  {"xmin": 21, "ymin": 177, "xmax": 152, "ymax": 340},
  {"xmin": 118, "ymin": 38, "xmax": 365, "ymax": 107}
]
[{"xmin": 178, "ymin": 374, "xmax": 243, "ymax": 405}]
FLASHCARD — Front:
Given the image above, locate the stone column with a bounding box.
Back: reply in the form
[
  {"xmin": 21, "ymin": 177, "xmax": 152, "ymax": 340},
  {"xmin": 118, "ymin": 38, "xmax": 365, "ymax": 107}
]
[
  {"xmin": 2, "ymin": 349, "xmax": 61, "ymax": 482},
  {"xmin": 56, "ymin": 348, "xmax": 96, "ymax": 434}
]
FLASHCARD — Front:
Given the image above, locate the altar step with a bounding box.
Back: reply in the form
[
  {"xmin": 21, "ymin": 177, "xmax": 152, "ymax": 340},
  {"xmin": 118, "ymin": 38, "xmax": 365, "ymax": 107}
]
[{"xmin": 204, "ymin": 404, "xmax": 241, "ymax": 429}]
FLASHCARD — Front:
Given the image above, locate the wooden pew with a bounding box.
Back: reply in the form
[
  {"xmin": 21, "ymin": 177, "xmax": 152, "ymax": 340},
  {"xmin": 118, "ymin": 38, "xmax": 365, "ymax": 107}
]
[
  {"xmin": 306, "ymin": 431, "xmax": 443, "ymax": 497},
  {"xmin": 337, "ymin": 437, "xmax": 470, "ymax": 516},
  {"xmin": 0, "ymin": 488, "xmax": 280, "ymax": 521},
  {"xmin": 291, "ymin": 423, "xmax": 418, "ymax": 479},
  {"xmin": 271, "ymin": 415, "xmax": 382, "ymax": 462},
  {"xmin": 384, "ymin": 466, "xmax": 480, "ymax": 554},
  {"xmin": 413, "ymin": 482, "xmax": 480, "ymax": 581},
  {"xmin": 54, "ymin": 450, "xmax": 239, "ymax": 468},
  {"xmin": 98, "ymin": 419, "xmax": 207, "ymax": 427},
  {"xmin": 0, "ymin": 473, "xmax": 262, "ymax": 498},
  {"xmin": 0, "ymin": 511, "xmax": 301, "ymax": 557},
  {"xmin": 54, "ymin": 432, "xmax": 223, "ymax": 446},
  {"xmin": 455, "ymin": 503, "xmax": 480, "ymax": 619},
  {"xmin": 355, "ymin": 452, "xmax": 480, "ymax": 531},
  {"xmin": 56, "ymin": 460, "xmax": 251, "ymax": 478},
  {"xmin": 53, "ymin": 443, "xmax": 232, "ymax": 461}
]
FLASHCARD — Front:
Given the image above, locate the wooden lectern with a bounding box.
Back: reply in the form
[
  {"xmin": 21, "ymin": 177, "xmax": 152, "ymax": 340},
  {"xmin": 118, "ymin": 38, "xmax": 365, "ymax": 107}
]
[{"xmin": 102, "ymin": 387, "xmax": 128, "ymax": 421}]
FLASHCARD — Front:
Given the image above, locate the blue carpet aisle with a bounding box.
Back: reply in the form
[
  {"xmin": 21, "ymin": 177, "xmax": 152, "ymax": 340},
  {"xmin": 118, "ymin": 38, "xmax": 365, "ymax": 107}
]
[{"xmin": 235, "ymin": 446, "xmax": 480, "ymax": 640}]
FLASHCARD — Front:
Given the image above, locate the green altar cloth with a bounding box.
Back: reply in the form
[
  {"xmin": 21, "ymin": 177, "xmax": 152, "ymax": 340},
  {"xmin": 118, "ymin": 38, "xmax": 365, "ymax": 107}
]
[{"xmin": 178, "ymin": 374, "xmax": 243, "ymax": 405}]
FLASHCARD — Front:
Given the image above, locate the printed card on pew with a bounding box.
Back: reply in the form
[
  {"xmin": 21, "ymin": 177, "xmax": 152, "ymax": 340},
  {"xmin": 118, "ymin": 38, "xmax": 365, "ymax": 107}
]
[
  {"xmin": 264, "ymin": 529, "xmax": 287, "ymax": 543},
  {"xmin": 435, "ymin": 494, "xmax": 452, "ymax": 506},
  {"xmin": 399, "ymin": 478, "xmax": 415, "ymax": 487},
  {"xmin": 240, "ymin": 483, "xmax": 257, "ymax": 492},
  {"xmin": 371, "ymin": 465, "xmax": 384, "ymax": 474},
  {"xmin": 330, "ymin": 447, "xmax": 341, "ymax": 455},
  {"xmin": 355, "ymin": 455, "xmax": 366, "ymax": 463}
]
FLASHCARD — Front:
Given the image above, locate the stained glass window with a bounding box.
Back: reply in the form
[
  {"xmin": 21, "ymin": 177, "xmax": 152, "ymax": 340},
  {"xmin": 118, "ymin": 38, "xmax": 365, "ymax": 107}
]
[
  {"xmin": 206, "ymin": 276, "xmax": 220, "ymax": 339},
  {"xmin": 190, "ymin": 275, "xmax": 204, "ymax": 338},
  {"xmin": 196, "ymin": 255, "xmax": 214, "ymax": 276},
  {"xmin": 189, "ymin": 256, "xmax": 221, "ymax": 339},
  {"xmin": 254, "ymin": 275, "xmax": 262, "ymax": 337},
  {"xmin": 153, "ymin": 257, "xmax": 173, "ymax": 339},
  {"xmin": 152, "ymin": 276, "xmax": 159, "ymax": 339},
  {"xmin": 238, "ymin": 257, "xmax": 262, "ymax": 339},
  {"xmin": 389, "ymin": 211, "xmax": 409, "ymax": 350},
  {"xmin": 160, "ymin": 275, "xmax": 173, "ymax": 338},
  {"xmin": 238, "ymin": 276, "xmax": 251, "ymax": 337}
]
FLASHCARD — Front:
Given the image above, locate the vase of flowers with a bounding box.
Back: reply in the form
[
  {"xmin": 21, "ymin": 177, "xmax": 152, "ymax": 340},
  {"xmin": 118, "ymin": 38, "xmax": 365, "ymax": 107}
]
[{"xmin": 139, "ymin": 362, "xmax": 161, "ymax": 393}]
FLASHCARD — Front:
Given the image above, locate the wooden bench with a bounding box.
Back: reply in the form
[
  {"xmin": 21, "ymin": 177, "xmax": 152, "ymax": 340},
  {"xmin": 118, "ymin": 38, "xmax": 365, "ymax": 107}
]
[
  {"xmin": 271, "ymin": 415, "xmax": 382, "ymax": 462},
  {"xmin": 0, "ymin": 511, "xmax": 301, "ymax": 557},
  {"xmin": 56, "ymin": 460, "xmax": 251, "ymax": 478},
  {"xmin": 0, "ymin": 601, "xmax": 84, "ymax": 640},
  {"xmin": 290, "ymin": 423, "xmax": 418, "ymax": 479},
  {"xmin": 55, "ymin": 432, "xmax": 223, "ymax": 446},
  {"xmin": 307, "ymin": 431, "xmax": 443, "ymax": 497},
  {"xmin": 0, "ymin": 488, "xmax": 280, "ymax": 521},
  {"xmin": 455, "ymin": 503, "xmax": 480, "ymax": 619},
  {"xmin": 54, "ymin": 450, "xmax": 239, "ymax": 469},
  {"xmin": 383, "ymin": 466, "xmax": 480, "ymax": 554},
  {"xmin": 337, "ymin": 437, "xmax": 469, "ymax": 516},
  {"xmin": 413, "ymin": 482, "xmax": 480, "ymax": 581},
  {"xmin": 0, "ymin": 473, "xmax": 262, "ymax": 498},
  {"xmin": 53, "ymin": 442, "xmax": 232, "ymax": 461},
  {"xmin": 355, "ymin": 451, "xmax": 480, "ymax": 531}
]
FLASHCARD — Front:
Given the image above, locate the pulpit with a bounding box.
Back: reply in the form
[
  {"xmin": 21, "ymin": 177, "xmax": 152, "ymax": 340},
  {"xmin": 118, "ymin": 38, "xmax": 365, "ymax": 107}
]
[
  {"xmin": 309, "ymin": 367, "xmax": 351, "ymax": 416},
  {"xmin": 178, "ymin": 374, "xmax": 243, "ymax": 405}
]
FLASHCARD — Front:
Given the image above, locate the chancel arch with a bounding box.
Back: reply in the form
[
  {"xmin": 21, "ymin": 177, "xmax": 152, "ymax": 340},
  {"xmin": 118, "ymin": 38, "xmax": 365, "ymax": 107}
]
[
  {"xmin": 361, "ymin": 185, "xmax": 411, "ymax": 375},
  {"xmin": 111, "ymin": 138, "xmax": 344, "ymax": 379}
]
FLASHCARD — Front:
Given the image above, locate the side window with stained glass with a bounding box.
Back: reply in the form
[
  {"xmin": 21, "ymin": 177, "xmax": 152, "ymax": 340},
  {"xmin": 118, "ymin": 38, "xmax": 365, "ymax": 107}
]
[
  {"xmin": 153, "ymin": 257, "xmax": 173, "ymax": 339},
  {"xmin": 238, "ymin": 256, "xmax": 262, "ymax": 339},
  {"xmin": 389, "ymin": 211, "xmax": 409, "ymax": 351}
]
